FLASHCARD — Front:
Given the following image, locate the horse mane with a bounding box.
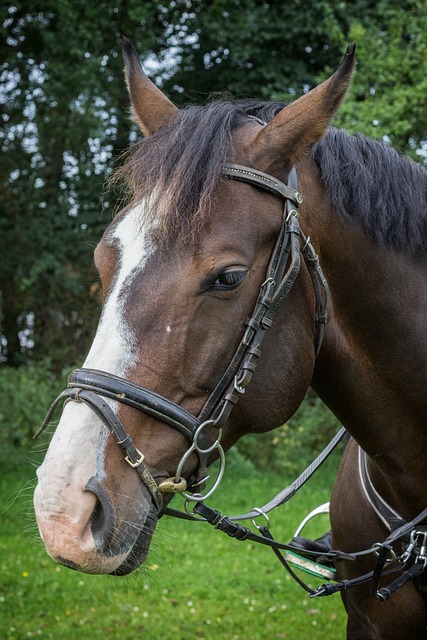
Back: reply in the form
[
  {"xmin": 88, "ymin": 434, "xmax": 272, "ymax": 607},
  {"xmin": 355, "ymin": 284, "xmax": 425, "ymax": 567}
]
[
  {"xmin": 312, "ymin": 128, "xmax": 427, "ymax": 253},
  {"xmin": 112, "ymin": 98, "xmax": 426, "ymax": 253},
  {"xmin": 111, "ymin": 99, "xmax": 283, "ymax": 245}
]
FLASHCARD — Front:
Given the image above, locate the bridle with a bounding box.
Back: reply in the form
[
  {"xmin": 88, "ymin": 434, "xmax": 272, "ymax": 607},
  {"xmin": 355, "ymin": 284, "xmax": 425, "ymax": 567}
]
[
  {"xmin": 36, "ymin": 160, "xmax": 427, "ymax": 604},
  {"xmin": 35, "ymin": 162, "xmax": 329, "ymax": 513}
]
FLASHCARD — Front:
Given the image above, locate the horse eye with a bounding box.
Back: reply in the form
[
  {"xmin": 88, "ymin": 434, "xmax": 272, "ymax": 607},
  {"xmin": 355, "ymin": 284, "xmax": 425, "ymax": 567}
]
[{"xmin": 211, "ymin": 268, "xmax": 248, "ymax": 291}]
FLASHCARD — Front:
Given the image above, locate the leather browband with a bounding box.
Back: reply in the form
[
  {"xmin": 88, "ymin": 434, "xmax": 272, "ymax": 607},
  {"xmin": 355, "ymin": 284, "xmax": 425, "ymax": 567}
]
[{"xmin": 223, "ymin": 164, "xmax": 303, "ymax": 206}]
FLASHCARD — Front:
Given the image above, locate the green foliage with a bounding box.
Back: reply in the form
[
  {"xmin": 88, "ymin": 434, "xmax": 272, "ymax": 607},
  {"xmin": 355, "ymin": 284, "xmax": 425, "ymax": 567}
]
[
  {"xmin": 236, "ymin": 390, "xmax": 342, "ymax": 476},
  {"xmin": 0, "ymin": 362, "xmax": 69, "ymax": 446},
  {"xmin": 331, "ymin": 0, "xmax": 427, "ymax": 160},
  {"xmin": 158, "ymin": 0, "xmax": 350, "ymax": 103},
  {"xmin": 1, "ymin": 1, "xmax": 131, "ymax": 366},
  {"xmin": 2, "ymin": 0, "xmax": 425, "ymax": 367}
]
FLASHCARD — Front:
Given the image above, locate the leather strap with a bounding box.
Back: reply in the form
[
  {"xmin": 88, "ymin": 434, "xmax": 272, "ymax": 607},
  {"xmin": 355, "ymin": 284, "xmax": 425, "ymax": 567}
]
[
  {"xmin": 359, "ymin": 447, "xmax": 402, "ymax": 532},
  {"xmin": 64, "ymin": 387, "xmax": 162, "ymax": 511},
  {"xmin": 68, "ymin": 368, "xmax": 200, "ymax": 441},
  {"xmin": 166, "ymin": 426, "xmax": 347, "ymax": 522},
  {"xmin": 223, "ymin": 164, "xmax": 303, "ymax": 206},
  {"xmin": 193, "ymin": 501, "xmax": 355, "ymax": 562},
  {"xmin": 198, "ymin": 166, "xmax": 305, "ymax": 424}
]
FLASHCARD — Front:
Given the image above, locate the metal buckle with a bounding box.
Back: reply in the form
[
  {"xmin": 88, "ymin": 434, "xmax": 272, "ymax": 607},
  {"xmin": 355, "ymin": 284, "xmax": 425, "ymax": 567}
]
[
  {"xmin": 300, "ymin": 235, "xmax": 311, "ymax": 252},
  {"xmin": 286, "ymin": 208, "xmax": 299, "ymax": 222},
  {"xmin": 234, "ymin": 374, "xmax": 246, "ymax": 395},
  {"xmin": 125, "ymin": 449, "xmax": 145, "ymax": 468}
]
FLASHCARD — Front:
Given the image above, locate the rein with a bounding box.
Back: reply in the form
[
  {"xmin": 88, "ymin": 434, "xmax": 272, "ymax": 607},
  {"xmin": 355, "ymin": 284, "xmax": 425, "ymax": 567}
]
[{"xmin": 37, "ymin": 159, "xmax": 427, "ymax": 602}]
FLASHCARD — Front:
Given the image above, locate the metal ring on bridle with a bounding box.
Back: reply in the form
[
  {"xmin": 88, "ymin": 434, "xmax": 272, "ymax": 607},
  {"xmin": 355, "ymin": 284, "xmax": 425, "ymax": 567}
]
[
  {"xmin": 372, "ymin": 542, "xmax": 397, "ymax": 562},
  {"xmin": 250, "ymin": 507, "xmax": 271, "ymax": 531},
  {"xmin": 193, "ymin": 420, "xmax": 223, "ymax": 453},
  {"xmin": 171, "ymin": 418, "xmax": 226, "ymax": 503},
  {"xmin": 180, "ymin": 445, "xmax": 226, "ymax": 502}
]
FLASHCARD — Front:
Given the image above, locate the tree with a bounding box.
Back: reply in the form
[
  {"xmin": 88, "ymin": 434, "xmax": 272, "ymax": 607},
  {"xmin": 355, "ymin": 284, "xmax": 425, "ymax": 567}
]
[
  {"xmin": 156, "ymin": 0, "xmax": 351, "ymax": 103},
  {"xmin": 0, "ymin": 0, "xmax": 150, "ymax": 366},
  {"xmin": 331, "ymin": 0, "xmax": 427, "ymax": 160},
  {"xmin": 1, "ymin": 0, "xmax": 425, "ymax": 368}
]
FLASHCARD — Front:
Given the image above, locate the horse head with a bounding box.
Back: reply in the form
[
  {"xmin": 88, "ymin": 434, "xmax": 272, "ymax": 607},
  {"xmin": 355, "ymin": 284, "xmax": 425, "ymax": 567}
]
[{"xmin": 34, "ymin": 40, "xmax": 355, "ymax": 575}]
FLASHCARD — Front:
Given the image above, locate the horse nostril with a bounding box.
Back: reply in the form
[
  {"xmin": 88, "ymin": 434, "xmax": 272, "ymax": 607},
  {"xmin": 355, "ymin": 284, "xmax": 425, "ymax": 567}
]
[
  {"xmin": 85, "ymin": 478, "xmax": 114, "ymax": 545},
  {"xmin": 90, "ymin": 497, "xmax": 106, "ymax": 537}
]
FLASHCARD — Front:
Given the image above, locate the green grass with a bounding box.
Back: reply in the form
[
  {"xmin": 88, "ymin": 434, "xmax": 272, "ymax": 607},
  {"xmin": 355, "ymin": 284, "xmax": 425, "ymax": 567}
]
[{"xmin": 0, "ymin": 445, "xmax": 346, "ymax": 639}]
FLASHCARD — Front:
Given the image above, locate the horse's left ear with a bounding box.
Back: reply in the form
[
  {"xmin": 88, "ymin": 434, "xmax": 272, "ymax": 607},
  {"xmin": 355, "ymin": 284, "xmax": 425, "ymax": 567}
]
[
  {"xmin": 122, "ymin": 36, "xmax": 179, "ymax": 136},
  {"xmin": 250, "ymin": 44, "xmax": 356, "ymax": 167}
]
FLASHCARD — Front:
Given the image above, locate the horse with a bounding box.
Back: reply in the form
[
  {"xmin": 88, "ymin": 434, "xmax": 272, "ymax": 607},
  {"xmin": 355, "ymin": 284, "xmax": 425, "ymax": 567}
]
[{"xmin": 33, "ymin": 38, "xmax": 427, "ymax": 639}]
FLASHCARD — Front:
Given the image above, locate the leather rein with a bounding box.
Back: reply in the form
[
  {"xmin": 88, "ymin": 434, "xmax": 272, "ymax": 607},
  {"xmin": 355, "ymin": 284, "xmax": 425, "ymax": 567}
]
[{"xmin": 35, "ymin": 161, "xmax": 427, "ymax": 603}]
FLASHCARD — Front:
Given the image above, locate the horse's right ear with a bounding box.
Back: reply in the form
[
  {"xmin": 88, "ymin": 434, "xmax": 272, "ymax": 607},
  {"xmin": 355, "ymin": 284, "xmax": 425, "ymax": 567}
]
[
  {"xmin": 122, "ymin": 36, "xmax": 179, "ymax": 137},
  {"xmin": 249, "ymin": 44, "xmax": 356, "ymax": 168}
]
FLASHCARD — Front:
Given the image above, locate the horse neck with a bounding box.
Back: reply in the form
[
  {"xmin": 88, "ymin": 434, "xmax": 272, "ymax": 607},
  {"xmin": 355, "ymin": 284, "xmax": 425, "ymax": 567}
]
[{"xmin": 299, "ymin": 157, "xmax": 427, "ymax": 516}]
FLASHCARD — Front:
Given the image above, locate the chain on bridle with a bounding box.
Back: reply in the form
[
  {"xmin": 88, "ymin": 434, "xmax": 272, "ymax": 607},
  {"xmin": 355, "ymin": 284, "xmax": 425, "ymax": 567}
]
[{"xmin": 35, "ymin": 162, "xmax": 329, "ymax": 512}]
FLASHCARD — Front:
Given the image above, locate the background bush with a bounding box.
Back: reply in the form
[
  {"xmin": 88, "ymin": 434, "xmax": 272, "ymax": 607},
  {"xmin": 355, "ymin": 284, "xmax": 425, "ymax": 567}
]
[
  {"xmin": 0, "ymin": 362, "xmax": 71, "ymax": 447},
  {"xmin": 235, "ymin": 389, "xmax": 342, "ymax": 476}
]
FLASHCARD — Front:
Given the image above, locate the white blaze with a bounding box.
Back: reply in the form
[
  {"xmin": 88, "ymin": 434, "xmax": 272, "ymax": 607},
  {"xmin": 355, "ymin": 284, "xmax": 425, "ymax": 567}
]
[
  {"xmin": 85, "ymin": 202, "xmax": 156, "ymax": 374},
  {"xmin": 35, "ymin": 202, "xmax": 156, "ymax": 552}
]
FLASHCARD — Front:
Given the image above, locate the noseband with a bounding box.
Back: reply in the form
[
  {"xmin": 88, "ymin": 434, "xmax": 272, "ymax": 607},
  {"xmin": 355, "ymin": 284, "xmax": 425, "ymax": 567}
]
[{"xmin": 36, "ymin": 163, "xmax": 329, "ymax": 512}]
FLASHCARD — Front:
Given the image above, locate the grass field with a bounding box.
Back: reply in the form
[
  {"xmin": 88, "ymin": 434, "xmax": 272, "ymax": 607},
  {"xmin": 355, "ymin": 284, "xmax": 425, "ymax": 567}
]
[{"xmin": 0, "ymin": 444, "xmax": 346, "ymax": 639}]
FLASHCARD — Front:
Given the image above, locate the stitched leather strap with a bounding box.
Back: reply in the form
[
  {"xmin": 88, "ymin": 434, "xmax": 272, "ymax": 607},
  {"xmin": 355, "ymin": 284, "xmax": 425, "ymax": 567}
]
[
  {"xmin": 68, "ymin": 368, "xmax": 200, "ymax": 442},
  {"xmin": 223, "ymin": 164, "xmax": 303, "ymax": 206}
]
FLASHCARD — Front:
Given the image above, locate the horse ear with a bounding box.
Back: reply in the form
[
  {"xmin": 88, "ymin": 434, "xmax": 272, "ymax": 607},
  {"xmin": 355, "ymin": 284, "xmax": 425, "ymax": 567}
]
[
  {"xmin": 122, "ymin": 36, "xmax": 179, "ymax": 136},
  {"xmin": 250, "ymin": 44, "xmax": 356, "ymax": 167}
]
